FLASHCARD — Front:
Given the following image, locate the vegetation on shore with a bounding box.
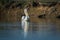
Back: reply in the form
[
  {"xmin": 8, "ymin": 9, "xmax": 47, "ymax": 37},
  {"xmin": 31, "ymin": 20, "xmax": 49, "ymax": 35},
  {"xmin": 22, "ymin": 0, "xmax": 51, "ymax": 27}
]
[{"xmin": 0, "ymin": 0, "xmax": 60, "ymax": 22}]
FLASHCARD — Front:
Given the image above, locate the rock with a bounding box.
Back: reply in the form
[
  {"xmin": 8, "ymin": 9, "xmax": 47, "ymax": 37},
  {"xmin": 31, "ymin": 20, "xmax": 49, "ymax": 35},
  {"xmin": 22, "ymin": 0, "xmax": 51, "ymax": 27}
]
[
  {"xmin": 56, "ymin": 15, "xmax": 60, "ymax": 18},
  {"xmin": 38, "ymin": 14, "xmax": 46, "ymax": 18}
]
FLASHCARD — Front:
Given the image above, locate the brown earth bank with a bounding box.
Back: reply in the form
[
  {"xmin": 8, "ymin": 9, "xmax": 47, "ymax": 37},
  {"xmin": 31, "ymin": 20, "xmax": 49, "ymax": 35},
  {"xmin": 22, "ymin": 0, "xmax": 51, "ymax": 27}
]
[{"xmin": 0, "ymin": 2, "xmax": 60, "ymax": 22}]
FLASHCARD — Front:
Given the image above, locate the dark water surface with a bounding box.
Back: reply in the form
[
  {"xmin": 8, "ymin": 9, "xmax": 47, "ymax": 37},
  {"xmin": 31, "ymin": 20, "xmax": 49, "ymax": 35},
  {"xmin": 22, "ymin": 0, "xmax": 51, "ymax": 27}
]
[{"xmin": 0, "ymin": 18, "xmax": 60, "ymax": 40}]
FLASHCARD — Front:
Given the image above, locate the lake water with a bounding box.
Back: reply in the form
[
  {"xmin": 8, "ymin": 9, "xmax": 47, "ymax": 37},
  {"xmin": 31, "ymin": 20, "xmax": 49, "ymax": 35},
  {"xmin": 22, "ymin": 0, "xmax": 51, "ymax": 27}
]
[{"xmin": 0, "ymin": 18, "xmax": 60, "ymax": 40}]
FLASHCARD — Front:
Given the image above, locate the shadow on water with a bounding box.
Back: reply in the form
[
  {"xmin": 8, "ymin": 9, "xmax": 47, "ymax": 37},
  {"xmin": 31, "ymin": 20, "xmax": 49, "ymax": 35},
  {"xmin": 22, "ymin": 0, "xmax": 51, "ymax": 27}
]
[{"xmin": 0, "ymin": 18, "xmax": 60, "ymax": 40}]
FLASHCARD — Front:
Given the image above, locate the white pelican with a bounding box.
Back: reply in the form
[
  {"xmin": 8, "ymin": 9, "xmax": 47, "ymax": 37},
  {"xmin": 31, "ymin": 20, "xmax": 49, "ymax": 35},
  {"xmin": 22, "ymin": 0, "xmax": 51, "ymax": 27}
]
[{"xmin": 22, "ymin": 7, "xmax": 29, "ymax": 21}]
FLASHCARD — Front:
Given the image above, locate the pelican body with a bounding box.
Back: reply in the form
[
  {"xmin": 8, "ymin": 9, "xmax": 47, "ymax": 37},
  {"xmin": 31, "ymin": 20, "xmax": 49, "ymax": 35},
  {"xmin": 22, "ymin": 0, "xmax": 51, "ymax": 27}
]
[{"xmin": 22, "ymin": 8, "xmax": 29, "ymax": 21}]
